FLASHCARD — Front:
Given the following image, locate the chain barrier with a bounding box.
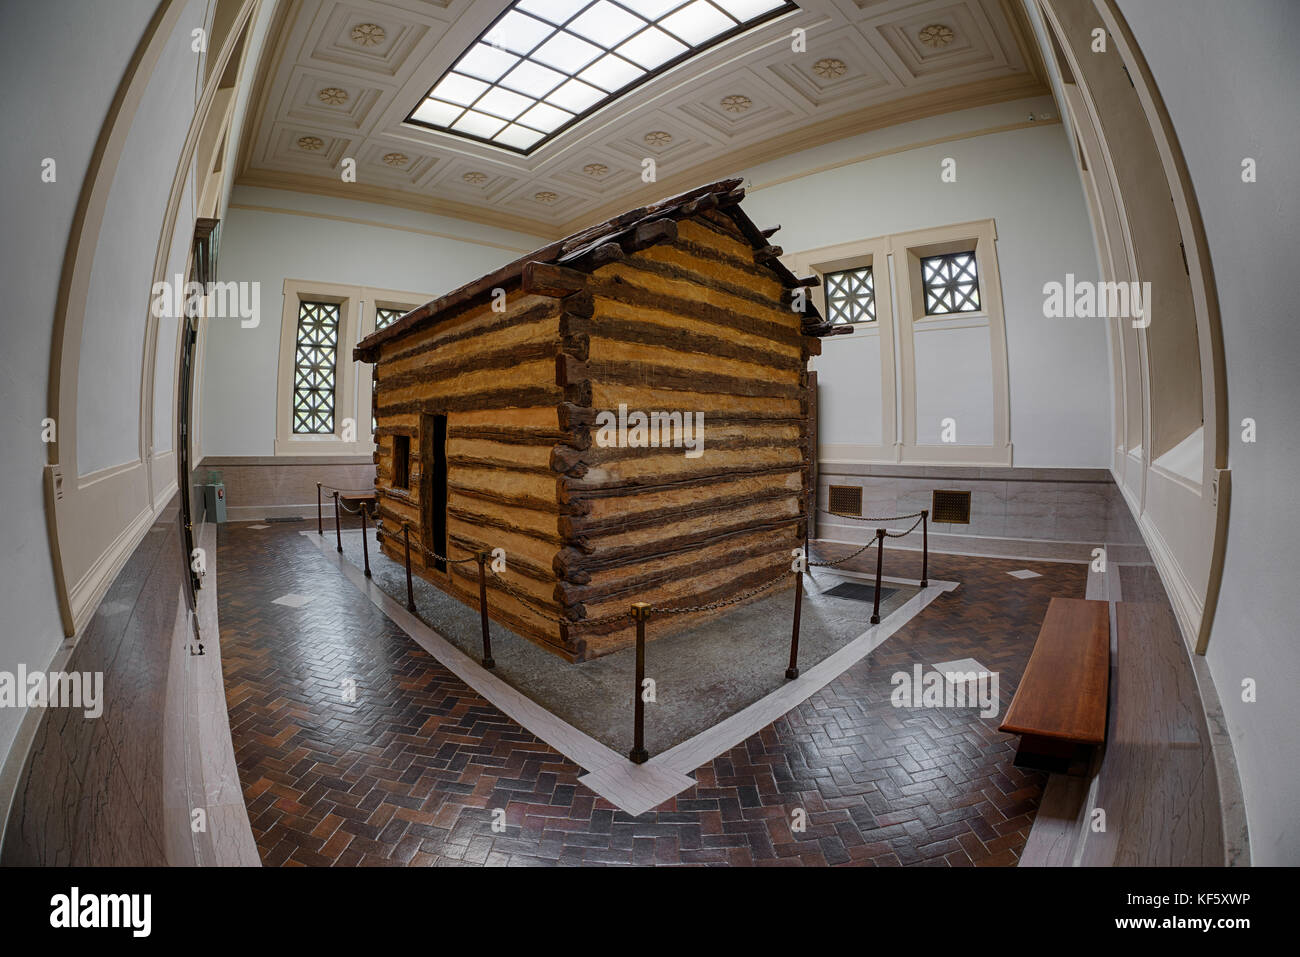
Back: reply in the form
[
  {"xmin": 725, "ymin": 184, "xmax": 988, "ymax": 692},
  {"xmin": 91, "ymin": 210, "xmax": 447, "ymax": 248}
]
[
  {"xmin": 649, "ymin": 566, "xmax": 793, "ymax": 615},
  {"xmin": 396, "ymin": 522, "xmax": 477, "ymax": 566},
  {"xmin": 808, "ymin": 538, "xmax": 877, "ymax": 568},
  {"xmin": 319, "ymin": 484, "xmax": 380, "ymax": 497},
  {"xmin": 818, "ymin": 507, "xmax": 923, "ymax": 524},
  {"xmin": 341, "ymin": 491, "xmax": 927, "ymax": 628},
  {"xmin": 884, "ymin": 514, "xmax": 925, "ymax": 539}
]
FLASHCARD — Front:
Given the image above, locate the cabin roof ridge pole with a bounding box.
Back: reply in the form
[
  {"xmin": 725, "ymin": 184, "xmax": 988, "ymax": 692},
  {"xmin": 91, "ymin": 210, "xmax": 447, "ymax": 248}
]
[{"xmin": 354, "ymin": 178, "xmax": 838, "ymax": 363}]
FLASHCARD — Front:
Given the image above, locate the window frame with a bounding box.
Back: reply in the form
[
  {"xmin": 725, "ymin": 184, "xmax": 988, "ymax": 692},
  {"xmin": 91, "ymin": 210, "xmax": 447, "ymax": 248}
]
[
  {"xmin": 822, "ymin": 264, "xmax": 879, "ymax": 326},
  {"xmin": 786, "ymin": 219, "xmax": 1011, "ymax": 467},
  {"xmin": 891, "ymin": 219, "xmax": 1011, "ymax": 465},
  {"xmin": 788, "ymin": 237, "xmax": 898, "ymax": 463},
  {"xmin": 274, "ymin": 280, "xmax": 428, "ymax": 456},
  {"xmin": 919, "ymin": 249, "xmax": 981, "ymax": 316},
  {"xmin": 290, "ymin": 297, "xmax": 344, "ymax": 436}
]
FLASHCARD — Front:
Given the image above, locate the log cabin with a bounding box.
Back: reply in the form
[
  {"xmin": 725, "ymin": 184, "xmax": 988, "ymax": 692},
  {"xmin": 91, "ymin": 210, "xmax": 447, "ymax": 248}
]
[
  {"xmin": 8, "ymin": 0, "xmax": 1278, "ymax": 875},
  {"xmin": 354, "ymin": 178, "xmax": 844, "ymax": 661}
]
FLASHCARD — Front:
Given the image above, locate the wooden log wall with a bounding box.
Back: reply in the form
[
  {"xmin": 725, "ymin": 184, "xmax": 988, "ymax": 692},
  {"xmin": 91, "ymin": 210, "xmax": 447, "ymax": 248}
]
[
  {"xmin": 370, "ymin": 205, "xmax": 817, "ymax": 662},
  {"xmin": 372, "ymin": 287, "xmax": 587, "ymax": 658},
  {"xmin": 555, "ymin": 210, "xmax": 814, "ymax": 658}
]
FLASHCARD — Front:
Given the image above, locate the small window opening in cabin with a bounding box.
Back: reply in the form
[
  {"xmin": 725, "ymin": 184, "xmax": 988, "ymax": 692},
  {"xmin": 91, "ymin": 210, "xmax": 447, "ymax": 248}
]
[{"xmin": 392, "ymin": 434, "xmax": 411, "ymax": 489}]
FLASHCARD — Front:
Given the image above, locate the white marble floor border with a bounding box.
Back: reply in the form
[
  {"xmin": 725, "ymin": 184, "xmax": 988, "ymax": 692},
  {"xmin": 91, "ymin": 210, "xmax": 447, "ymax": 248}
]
[
  {"xmin": 305, "ymin": 530, "xmax": 957, "ymax": 817},
  {"xmin": 193, "ymin": 523, "xmax": 264, "ymax": 866}
]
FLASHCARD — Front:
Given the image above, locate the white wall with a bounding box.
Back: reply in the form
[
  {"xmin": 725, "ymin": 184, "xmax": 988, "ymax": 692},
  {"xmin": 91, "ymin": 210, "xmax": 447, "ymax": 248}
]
[
  {"xmin": 741, "ymin": 97, "xmax": 1109, "ymax": 468},
  {"xmin": 76, "ymin": 0, "xmax": 207, "ymax": 476},
  {"xmin": 198, "ymin": 187, "xmax": 547, "ymax": 456},
  {"xmin": 1116, "ymin": 0, "xmax": 1300, "ymax": 866},
  {"xmin": 0, "ymin": 0, "xmax": 160, "ymax": 772}
]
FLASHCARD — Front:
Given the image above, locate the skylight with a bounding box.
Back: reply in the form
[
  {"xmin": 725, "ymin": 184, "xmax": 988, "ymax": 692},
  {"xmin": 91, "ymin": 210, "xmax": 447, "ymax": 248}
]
[{"xmin": 406, "ymin": 0, "xmax": 797, "ymax": 154}]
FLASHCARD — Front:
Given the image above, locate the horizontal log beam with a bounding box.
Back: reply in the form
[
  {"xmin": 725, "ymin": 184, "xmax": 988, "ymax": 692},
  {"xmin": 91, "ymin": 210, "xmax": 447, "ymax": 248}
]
[
  {"xmin": 554, "ymin": 515, "xmax": 800, "ymax": 578},
  {"xmin": 378, "ymin": 386, "xmax": 559, "ymax": 416},
  {"xmin": 522, "ymin": 261, "xmax": 588, "ymax": 298},
  {"xmin": 560, "ymin": 463, "xmax": 804, "ymax": 500}
]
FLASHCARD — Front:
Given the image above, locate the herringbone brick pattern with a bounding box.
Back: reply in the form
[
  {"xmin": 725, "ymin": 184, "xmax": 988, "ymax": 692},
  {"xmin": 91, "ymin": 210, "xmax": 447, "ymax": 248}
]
[{"xmin": 217, "ymin": 521, "xmax": 1083, "ymax": 866}]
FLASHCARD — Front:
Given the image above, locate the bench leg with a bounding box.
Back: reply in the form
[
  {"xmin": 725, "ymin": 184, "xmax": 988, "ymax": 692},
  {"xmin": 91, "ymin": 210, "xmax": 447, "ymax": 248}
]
[{"xmin": 1013, "ymin": 734, "xmax": 1094, "ymax": 776}]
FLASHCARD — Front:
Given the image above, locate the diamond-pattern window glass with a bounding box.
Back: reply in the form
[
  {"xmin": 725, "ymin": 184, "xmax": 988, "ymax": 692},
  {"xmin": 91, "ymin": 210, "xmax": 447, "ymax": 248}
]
[
  {"xmin": 824, "ymin": 266, "xmax": 875, "ymax": 324},
  {"xmin": 292, "ymin": 301, "xmax": 339, "ymax": 435},
  {"xmin": 921, "ymin": 251, "xmax": 980, "ymax": 315},
  {"xmin": 375, "ymin": 307, "xmax": 404, "ymax": 331},
  {"xmin": 405, "ymin": 0, "xmax": 797, "ymax": 155}
]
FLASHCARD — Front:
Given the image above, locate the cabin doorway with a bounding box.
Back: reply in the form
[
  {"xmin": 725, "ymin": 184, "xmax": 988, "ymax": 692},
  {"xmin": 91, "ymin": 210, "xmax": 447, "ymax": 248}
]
[{"xmin": 421, "ymin": 413, "xmax": 448, "ymax": 572}]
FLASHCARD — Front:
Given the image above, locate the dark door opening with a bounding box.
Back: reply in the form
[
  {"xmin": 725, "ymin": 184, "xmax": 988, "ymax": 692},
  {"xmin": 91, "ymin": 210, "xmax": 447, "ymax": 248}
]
[
  {"xmin": 178, "ymin": 218, "xmax": 220, "ymax": 613},
  {"xmin": 422, "ymin": 413, "xmax": 448, "ymax": 572}
]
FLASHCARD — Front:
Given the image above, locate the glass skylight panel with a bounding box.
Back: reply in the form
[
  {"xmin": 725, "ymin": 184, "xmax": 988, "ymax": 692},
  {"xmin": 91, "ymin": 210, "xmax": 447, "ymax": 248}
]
[
  {"xmin": 485, "ymin": 11, "xmax": 554, "ymax": 55},
  {"xmin": 531, "ymin": 31, "xmax": 603, "ymax": 72},
  {"xmin": 517, "ymin": 102, "xmax": 572, "ymax": 133},
  {"xmin": 455, "ymin": 43, "xmax": 519, "ymax": 82},
  {"xmin": 568, "ymin": 2, "xmax": 646, "ymax": 46},
  {"xmin": 620, "ymin": 0, "xmax": 691, "ymax": 18},
  {"xmin": 547, "ymin": 77, "xmax": 605, "ymax": 113},
  {"xmin": 431, "ymin": 73, "xmax": 488, "ymax": 106},
  {"xmin": 579, "ymin": 53, "xmax": 644, "ymax": 92},
  {"xmin": 411, "ymin": 98, "xmax": 461, "ymax": 126},
  {"xmin": 516, "ymin": 0, "xmax": 591, "ymax": 25},
  {"xmin": 617, "ymin": 27, "xmax": 686, "ymax": 69},
  {"xmin": 660, "ymin": 1, "xmax": 737, "ymax": 45},
  {"xmin": 474, "ymin": 86, "xmax": 534, "ymax": 121},
  {"xmin": 452, "ymin": 110, "xmax": 508, "ymax": 138},
  {"xmin": 499, "ymin": 60, "xmax": 566, "ymax": 97},
  {"xmin": 406, "ymin": 0, "xmax": 796, "ymax": 154},
  {"xmin": 494, "ymin": 124, "xmax": 546, "ymax": 150},
  {"xmin": 714, "ymin": 0, "xmax": 787, "ymax": 19}
]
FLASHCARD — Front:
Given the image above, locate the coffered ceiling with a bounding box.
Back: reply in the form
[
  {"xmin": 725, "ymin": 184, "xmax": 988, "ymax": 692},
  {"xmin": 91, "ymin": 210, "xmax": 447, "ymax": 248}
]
[{"xmin": 235, "ymin": 0, "xmax": 1048, "ymax": 238}]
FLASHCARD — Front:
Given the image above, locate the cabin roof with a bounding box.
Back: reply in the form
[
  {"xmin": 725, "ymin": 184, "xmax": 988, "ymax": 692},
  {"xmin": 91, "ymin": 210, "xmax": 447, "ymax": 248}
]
[{"xmin": 354, "ymin": 178, "xmax": 841, "ymax": 362}]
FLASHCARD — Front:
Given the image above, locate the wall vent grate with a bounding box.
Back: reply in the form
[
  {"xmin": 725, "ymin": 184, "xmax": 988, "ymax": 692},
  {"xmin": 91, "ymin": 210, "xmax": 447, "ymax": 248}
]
[
  {"xmin": 827, "ymin": 485, "xmax": 863, "ymax": 516},
  {"xmin": 932, "ymin": 489, "xmax": 971, "ymax": 524}
]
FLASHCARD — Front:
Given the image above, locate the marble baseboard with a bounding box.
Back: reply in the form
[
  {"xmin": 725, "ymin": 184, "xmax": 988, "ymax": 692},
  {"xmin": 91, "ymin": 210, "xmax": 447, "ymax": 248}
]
[
  {"xmin": 817, "ymin": 526, "xmax": 1150, "ymax": 565},
  {"xmin": 815, "ymin": 466, "xmax": 1143, "ymax": 546},
  {"xmin": 192, "ymin": 456, "xmax": 373, "ymax": 523}
]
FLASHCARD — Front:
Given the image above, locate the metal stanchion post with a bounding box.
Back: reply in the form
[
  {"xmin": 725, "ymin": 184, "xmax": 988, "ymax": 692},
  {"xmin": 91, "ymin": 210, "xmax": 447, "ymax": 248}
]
[
  {"xmin": 920, "ymin": 509, "xmax": 929, "ymax": 588},
  {"xmin": 871, "ymin": 528, "xmax": 885, "ymax": 625},
  {"xmin": 360, "ymin": 503, "xmax": 371, "ymax": 578},
  {"xmin": 630, "ymin": 602, "xmax": 651, "ymax": 764},
  {"xmin": 477, "ymin": 552, "xmax": 494, "ymax": 669},
  {"xmin": 786, "ymin": 568, "xmax": 803, "ymax": 680},
  {"xmin": 402, "ymin": 523, "xmax": 416, "ymax": 612},
  {"xmin": 316, "ymin": 483, "xmax": 323, "ymax": 536},
  {"xmin": 333, "ymin": 492, "xmax": 342, "ymax": 553}
]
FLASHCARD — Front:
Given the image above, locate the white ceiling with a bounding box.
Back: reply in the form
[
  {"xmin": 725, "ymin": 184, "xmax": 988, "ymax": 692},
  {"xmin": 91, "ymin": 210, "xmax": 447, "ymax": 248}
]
[{"xmin": 236, "ymin": 0, "xmax": 1047, "ymax": 237}]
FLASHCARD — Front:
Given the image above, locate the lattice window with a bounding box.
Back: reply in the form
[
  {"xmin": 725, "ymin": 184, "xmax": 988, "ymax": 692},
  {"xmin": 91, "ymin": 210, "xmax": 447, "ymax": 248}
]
[
  {"xmin": 291, "ymin": 300, "xmax": 339, "ymax": 434},
  {"xmin": 375, "ymin": 307, "xmax": 404, "ymax": 330},
  {"xmin": 921, "ymin": 251, "xmax": 980, "ymax": 315},
  {"xmin": 824, "ymin": 266, "xmax": 875, "ymax": 324}
]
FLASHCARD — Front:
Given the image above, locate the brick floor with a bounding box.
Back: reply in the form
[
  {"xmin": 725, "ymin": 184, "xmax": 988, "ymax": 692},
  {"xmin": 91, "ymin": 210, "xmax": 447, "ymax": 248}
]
[{"xmin": 217, "ymin": 520, "xmax": 1083, "ymax": 866}]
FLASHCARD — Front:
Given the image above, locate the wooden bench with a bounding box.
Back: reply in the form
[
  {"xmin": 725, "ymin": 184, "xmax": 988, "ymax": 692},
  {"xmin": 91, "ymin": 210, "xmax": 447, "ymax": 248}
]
[{"xmin": 999, "ymin": 597, "xmax": 1110, "ymax": 774}]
